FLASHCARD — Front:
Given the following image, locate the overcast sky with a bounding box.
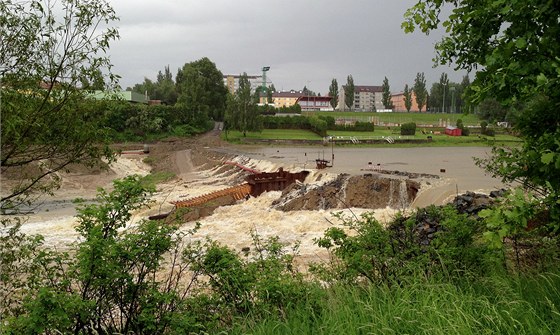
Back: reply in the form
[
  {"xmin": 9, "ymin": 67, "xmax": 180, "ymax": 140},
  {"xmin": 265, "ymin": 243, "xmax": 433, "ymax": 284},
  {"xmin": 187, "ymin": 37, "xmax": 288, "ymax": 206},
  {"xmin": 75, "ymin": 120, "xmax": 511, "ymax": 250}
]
[{"xmin": 108, "ymin": 0, "xmax": 467, "ymax": 94}]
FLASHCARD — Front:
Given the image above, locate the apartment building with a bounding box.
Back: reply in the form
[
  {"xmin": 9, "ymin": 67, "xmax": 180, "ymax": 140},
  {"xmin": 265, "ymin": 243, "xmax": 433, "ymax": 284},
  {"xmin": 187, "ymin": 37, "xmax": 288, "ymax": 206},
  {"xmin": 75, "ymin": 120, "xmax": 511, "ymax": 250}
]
[
  {"xmin": 338, "ymin": 85, "xmax": 383, "ymax": 111},
  {"xmin": 223, "ymin": 74, "xmax": 262, "ymax": 94}
]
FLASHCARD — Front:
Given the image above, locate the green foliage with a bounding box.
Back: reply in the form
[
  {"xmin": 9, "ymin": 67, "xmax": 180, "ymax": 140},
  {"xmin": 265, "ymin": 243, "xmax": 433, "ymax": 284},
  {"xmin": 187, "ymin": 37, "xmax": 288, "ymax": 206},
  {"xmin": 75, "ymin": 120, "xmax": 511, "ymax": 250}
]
[
  {"xmin": 413, "ymin": 72, "xmax": 427, "ymax": 112},
  {"xmin": 400, "ymin": 122, "xmax": 417, "ymax": 135},
  {"xmin": 478, "ymin": 98, "xmax": 509, "ymax": 123},
  {"xmin": 382, "ymin": 76, "xmax": 393, "ymax": 109},
  {"xmin": 404, "ymin": 3, "xmax": 559, "ymax": 231},
  {"xmin": 185, "ymin": 230, "xmax": 318, "ymax": 324},
  {"xmin": 261, "ymin": 115, "xmax": 309, "ymax": 130},
  {"xmin": 330, "ymin": 121, "xmax": 375, "ymax": 132},
  {"xmin": 480, "ymin": 189, "xmax": 538, "ymax": 248},
  {"xmin": 328, "ymin": 78, "xmax": 339, "ymax": 109},
  {"xmin": 477, "ymin": 96, "xmax": 560, "ymax": 226},
  {"xmin": 480, "ymin": 120, "xmax": 496, "ymax": 136},
  {"xmin": 308, "ymin": 117, "xmax": 328, "ymax": 137},
  {"xmin": 232, "ymin": 272, "xmax": 560, "ymax": 335},
  {"xmin": 176, "ymin": 57, "xmax": 228, "ymax": 121},
  {"xmin": 403, "ymin": 0, "xmax": 560, "ymax": 107},
  {"xmin": 102, "ymin": 102, "xmax": 212, "ymax": 141},
  {"xmin": 2, "ymin": 176, "xmax": 206, "ymax": 334},
  {"xmin": 313, "ymin": 207, "xmax": 493, "ymax": 285},
  {"xmin": 344, "ymin": 75, "xmax": 355, "ymax": 110},
  {"xmin": 0, "ymin": 0, "xmax": 119, "ymax": 212},
  {"xmin": 225, "ymin": 73, "xmax": 262, "ymax": 137},
  {"xmin": 479, "ymin": 188, "xmax": 560, "ymax": 272},
  {"xmin": 318, "ymin": 115, "xmax": 336, "ymax": 129},
  {"xmin": 403, "ymin": 84, "xmax": 413, "ymax": 112},
  {"xmin": 131, "ymin": 66, "xmax": 178, "ymax": 105},
  {"xmin": 456, "ymin": 118, "xmax": 470, "ymax": 136},
  {"xmin": 258, "ymin": 103, "xmax": 301, "ymax": 115},
  {"xmin": 139, "ymin": 171, "xmax": 176, "ymax": 189}
]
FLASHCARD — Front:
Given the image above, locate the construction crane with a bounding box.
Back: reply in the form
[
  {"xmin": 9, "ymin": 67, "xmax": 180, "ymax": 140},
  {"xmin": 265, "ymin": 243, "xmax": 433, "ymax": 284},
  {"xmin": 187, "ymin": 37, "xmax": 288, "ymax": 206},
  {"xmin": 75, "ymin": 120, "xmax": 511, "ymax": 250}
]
[{"xmin": 261, "ymin": 66, "xmax": 270, "ymax": 100}]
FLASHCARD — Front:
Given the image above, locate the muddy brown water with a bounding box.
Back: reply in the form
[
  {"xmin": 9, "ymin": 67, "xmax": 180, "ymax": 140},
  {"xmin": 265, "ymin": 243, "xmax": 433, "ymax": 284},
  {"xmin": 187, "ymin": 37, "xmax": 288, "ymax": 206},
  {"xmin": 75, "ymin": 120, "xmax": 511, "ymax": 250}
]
[
  {"xmin": 11, "ymin": 145, "xmax": 507, "ymax": 259},
  {"xmin": 229, "ymin": 146, "xmax": 505, "ymax": 206}
]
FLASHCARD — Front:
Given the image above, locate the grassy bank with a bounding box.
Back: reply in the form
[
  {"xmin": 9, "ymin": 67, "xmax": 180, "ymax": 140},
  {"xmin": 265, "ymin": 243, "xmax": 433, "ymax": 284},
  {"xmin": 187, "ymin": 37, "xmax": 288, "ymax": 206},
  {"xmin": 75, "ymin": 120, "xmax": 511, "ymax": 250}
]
[
  {"xmin": 303, "ymin": 111, "xmax": 482, "ymax": 127},
  {"xmin": 231, "ymin": 272, "xmax": 560, "ymax": 334},
  {"xmin": 223, "ymin": 129, "xmax": 521, "ymax": 147}
]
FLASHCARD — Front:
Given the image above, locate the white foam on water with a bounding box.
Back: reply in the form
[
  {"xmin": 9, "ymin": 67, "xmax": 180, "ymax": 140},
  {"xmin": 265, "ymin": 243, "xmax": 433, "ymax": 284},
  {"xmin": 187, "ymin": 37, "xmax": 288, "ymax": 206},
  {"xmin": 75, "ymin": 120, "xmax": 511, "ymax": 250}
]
[
  {"xmin": 180, "ymin": 190, "xmax": 403, "ymax": 259},
  {"xmin": 13, "ymin": 152, "xmax": 445, "ymax": 260},
  {"xmin": 18, "ymin": 216, "xmax": 80, "ymax": 247},
  {"xmin": 109, "ymin": 156, "xmax": 151, "ymax": 177}
]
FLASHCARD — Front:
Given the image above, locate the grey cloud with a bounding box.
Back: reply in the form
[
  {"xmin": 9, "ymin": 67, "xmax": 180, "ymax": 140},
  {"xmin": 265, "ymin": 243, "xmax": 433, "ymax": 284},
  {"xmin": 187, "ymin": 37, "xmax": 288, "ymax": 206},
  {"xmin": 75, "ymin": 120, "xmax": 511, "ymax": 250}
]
[{"xmin": 108, "ymin": 0, "xmax": 467, "ymax": 93}]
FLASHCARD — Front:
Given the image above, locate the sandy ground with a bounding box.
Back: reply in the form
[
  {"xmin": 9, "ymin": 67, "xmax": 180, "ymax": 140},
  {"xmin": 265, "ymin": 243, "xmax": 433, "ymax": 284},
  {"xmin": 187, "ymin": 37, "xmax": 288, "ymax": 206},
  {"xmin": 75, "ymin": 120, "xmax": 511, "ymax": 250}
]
[{"xmin": 4, "ymin": 126, "xmax": 507, "ymax": 260}]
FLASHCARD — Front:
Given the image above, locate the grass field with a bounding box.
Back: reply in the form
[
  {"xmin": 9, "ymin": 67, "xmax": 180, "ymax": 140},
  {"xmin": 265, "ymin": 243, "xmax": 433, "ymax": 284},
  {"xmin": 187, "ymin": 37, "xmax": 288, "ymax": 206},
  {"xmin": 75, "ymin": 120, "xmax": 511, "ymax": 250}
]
[
  {"xmin": 302, "ymin": 111, "xmax": 481, "ymax": 126},
  {"xmin": 223, "ymin": 128, "xmax": 521, "ymax": 147}
]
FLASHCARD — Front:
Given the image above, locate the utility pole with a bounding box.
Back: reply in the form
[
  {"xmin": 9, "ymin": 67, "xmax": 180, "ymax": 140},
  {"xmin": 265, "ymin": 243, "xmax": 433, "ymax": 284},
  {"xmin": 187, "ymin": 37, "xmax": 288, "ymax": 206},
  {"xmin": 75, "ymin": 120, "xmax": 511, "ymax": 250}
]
[{"xmin": 442, "ymin": 82, "xmax": 447, "ymax": 113}]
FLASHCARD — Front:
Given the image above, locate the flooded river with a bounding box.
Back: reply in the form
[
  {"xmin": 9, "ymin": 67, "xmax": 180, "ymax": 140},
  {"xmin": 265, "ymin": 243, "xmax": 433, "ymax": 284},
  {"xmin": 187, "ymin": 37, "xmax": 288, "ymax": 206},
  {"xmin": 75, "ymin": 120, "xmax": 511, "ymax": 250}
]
[{"xmin": 12, "ymin": 145, "xmax": 506, "ymax": 261}]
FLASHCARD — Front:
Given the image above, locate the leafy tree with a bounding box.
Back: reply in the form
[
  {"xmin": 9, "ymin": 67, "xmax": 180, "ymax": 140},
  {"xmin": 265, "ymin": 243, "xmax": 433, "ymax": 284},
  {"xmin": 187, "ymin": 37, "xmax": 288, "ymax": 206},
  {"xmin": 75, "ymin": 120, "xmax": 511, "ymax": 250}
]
[
  {"xmin": 0, "ymin": 0, "xmax": 119, "ymax": 212},
  {"xmin": 267, "ymin": 85, "xmax": 274, "ymax": 103},
  {"xmin": 131, "ymin": 66, "xmax": 178, "ymax": 105},
  {"xmin": 80, "ymin": 69, "xmax": 106, "ymax": 91},
  {"xmin": 455, "ymin": 74, "xmax": 471, "ymax": 114},
  {"xmin": 344, "ymin": 75, "xmax": 355, "ymax": 111},
  {"xmin": 2, "ymin": 176, "xmax": 209, "ymax": 334},
  {"xmin": 328, "ymin": 78, "xmax": 339, "ymax": 109},
  {"xmin": 225, "ymin": 73, "xmax": 261, "ymax": 137},
  {"xmin": 176, "ymin": 57, "xmax": 228, "ymax": 121},
  {"xmin": 477, "ymin": 98, "xmax": 508, "ymax": 123},
  {"xmin": 429, "ymin": 72, "xmax": 448, "ymax": 113},
  {"xmin": 155, "ymin": 65, "xmax": 178, "ymax": 104},
  {"xmin": 413, "ymin": 72, "xmax": 427, "ymax": 112},
  {"xmin": 302, "ymin": 86, "xmax": 316, "ymax": 97},
  {"xmin": 403, "ymin": 84, "xmax": 413, "ymax": 112},
  {"xmin": 131, "ymin": 77, "xmax": 156, "ymax": 99},
  {"xmin": 381, "ymin": 76, "xmax": 393, "ymax": 109},
  {"xmin": 404, "ymin": 0, "xmax": 560, "ymax": 226}
]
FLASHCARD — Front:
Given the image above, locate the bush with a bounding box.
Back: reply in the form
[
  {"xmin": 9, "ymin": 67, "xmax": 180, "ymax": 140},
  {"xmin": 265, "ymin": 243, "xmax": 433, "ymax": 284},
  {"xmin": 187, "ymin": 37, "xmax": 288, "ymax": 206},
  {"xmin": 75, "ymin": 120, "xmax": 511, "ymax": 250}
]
[
  {"xmin": 261, "ymin": 115, "xmax": 310, "ymax": 130},
  {"xmin": 400, "ymin": 122, "xmax": 416, "ymax": 135},
  {"xmin": 308, "ymin": 117, "xmax": 328, "ymax": 137},
  {"xmin": 318, "ymin": 115, "xmax": 335, "ymax": 128},
  {"xmin": 456, "ymin": 119, "xmax": 470, "ymax": 136},
  {"xmin": 483, "ymin": 128, "xmax": 495, "ymax": 136},
  {"xmin": 313, "ymin": 206, "xmax": 495, "ymax": 285}
]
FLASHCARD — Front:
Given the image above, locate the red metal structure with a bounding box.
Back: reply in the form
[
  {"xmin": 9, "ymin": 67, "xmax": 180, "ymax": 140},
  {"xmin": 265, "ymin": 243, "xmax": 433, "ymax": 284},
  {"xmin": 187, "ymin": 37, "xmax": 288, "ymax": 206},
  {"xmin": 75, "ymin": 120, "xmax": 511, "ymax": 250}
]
[{"xmin": 445, "ymin": 126, "xmax": 462, "ymax": 136}]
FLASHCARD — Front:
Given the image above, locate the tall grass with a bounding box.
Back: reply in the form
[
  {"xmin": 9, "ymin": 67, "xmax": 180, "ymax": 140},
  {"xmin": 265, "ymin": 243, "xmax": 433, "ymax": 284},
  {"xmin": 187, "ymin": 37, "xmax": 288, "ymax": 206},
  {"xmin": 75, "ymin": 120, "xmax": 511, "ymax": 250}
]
[{"xmin": 230, "ymin": 273, "xmax": 560, "ymax": 334}]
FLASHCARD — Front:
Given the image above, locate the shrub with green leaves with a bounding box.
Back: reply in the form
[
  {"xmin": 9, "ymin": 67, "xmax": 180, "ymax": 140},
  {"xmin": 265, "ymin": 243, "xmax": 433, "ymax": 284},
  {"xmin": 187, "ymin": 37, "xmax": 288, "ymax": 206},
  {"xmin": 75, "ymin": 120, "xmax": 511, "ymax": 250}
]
[
  {"xmin": 185, "ymin": 230, "xmax": 319, "ymax": 323},
  {"xmin": 2, "ymin": 176, "xmax": 207, "ymax": 334},
  {"xmin": 400, "ymin": 122, "xmax": 416, "ymax": 135},
  {"xmin": 313, "ymin": 206, "xmax": 495, "ymax": 285}
]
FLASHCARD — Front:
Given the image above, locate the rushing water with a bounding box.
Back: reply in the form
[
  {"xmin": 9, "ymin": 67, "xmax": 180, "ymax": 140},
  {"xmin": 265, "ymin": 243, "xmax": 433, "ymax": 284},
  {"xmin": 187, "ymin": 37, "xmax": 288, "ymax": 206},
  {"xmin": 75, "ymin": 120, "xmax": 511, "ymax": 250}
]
[{"xmin": 13, "ymin": 146, "xmax": 506, "ymax": 260}]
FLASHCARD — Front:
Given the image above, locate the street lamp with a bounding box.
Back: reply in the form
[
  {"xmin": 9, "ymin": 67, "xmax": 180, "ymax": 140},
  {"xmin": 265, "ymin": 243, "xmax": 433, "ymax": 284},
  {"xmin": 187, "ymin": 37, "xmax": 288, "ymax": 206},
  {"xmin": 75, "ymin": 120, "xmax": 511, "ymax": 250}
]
[
  {"xmin": 261, "ymin": 66, "xmax": 270, "ymax": 104},
  {"xmin": 450, "ymin": 86, "xmax": 456, "ymax": 113}
]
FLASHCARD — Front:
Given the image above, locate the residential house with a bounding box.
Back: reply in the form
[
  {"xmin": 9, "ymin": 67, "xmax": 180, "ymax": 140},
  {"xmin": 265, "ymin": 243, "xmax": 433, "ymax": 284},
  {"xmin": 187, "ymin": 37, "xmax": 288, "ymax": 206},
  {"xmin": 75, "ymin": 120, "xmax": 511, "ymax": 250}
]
[
  {"xmin": 267, "ymin": 90, "xmax": 303, "ymax": 108},
  {"xmin": 297, "ymin": 96, "xmax": 333, "ymax": 112}
]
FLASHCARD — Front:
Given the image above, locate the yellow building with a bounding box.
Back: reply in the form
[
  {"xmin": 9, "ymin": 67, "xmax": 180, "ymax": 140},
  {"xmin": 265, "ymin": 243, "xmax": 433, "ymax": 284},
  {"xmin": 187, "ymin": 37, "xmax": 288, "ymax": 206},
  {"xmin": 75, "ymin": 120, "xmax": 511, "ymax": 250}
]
[{"xmin": 270, "ymin": 90, "xmax": 303, "ymax": 108}]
